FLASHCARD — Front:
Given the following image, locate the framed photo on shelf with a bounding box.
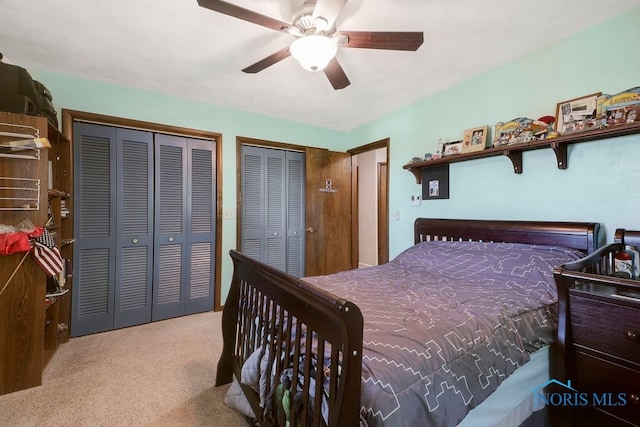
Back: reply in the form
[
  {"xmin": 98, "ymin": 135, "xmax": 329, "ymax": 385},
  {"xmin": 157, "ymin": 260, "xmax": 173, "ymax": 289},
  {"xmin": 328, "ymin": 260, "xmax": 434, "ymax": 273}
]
[
  {"xmin": 462, "ymin": 125, "xmax": 488, "ymax": 153},
  {"xmin": 442, "ymin": 140, "xmax": 463, "ymax": 156},
  {"xmin": 555, "ymin": 92, "xmax": 601, "ymax": 135},
  {"xmin": 421, "ymin": 164, "xmax": 449, "ymax": 200}
]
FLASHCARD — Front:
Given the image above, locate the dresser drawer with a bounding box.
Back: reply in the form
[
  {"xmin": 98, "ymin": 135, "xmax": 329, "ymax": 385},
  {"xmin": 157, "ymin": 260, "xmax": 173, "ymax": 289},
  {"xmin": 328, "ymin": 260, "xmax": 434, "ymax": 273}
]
[
  {"xmin": 570, "ymin": 405, "xmax": 638, "ymax": 427},
  {"xmin": 573, "ymin": 350, "xmax": 640, "ymax": 425},
  {"xmin": 570, "ymin": 295, "xmax": 640, "ymax": 364}
]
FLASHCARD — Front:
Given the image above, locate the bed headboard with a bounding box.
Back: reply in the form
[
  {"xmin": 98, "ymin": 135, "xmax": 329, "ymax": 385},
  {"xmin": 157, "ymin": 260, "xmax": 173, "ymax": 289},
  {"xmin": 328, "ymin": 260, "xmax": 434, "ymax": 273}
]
[
  {"xmin": 414, "ymin": 218, "xmax": 600, "ymax": 254},
  {"xmin": 614, "ymin": 228, "xmax": 640, "ymax": 247}
]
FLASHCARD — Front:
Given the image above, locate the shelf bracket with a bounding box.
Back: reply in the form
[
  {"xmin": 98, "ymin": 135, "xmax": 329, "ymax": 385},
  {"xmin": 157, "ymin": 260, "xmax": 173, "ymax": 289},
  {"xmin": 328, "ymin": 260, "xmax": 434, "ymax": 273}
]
[
  {"xmin": 407, "ymin": 167, "xmax": 422, "ymax": 184},
  {"xmin": 550, "ymin": 141, "xmax": 568, "ymax": 169},
  {"xmin": 503, "ymin": 150, "xmax": 523, "ymax": 174}
]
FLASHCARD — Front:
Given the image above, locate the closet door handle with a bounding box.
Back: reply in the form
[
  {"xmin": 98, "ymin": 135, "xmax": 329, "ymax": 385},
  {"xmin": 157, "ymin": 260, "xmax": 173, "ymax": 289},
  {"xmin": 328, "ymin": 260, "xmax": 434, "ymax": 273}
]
[
  {"xmin": 132, "ymin": 238, "xmax": 139, "ymax": 244},
  {"xmin": 168, "ymin": 236, "xmax": 174, "ymax": 242}
]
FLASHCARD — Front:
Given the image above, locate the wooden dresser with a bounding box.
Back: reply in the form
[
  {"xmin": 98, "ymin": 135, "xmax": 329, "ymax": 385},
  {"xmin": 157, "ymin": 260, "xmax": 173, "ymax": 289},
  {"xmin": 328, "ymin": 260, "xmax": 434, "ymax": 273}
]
[{"xmin": 554, "ymin": 229, "xmax": 640, "ymax": 426}]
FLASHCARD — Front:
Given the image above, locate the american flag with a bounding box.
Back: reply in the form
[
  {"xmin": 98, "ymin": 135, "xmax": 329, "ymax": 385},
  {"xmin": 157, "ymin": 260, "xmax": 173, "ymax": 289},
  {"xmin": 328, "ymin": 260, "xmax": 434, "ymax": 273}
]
[{"xmin": 32, "ymin": 229, "xmax": 63, "ymax": 277}]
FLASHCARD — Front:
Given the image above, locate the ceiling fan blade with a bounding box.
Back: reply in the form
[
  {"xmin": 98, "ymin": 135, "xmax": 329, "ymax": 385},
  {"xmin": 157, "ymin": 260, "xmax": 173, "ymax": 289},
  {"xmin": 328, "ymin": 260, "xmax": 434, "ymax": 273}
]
[
  {"xmin": 312, "ymin": 0, "xmax": 347, "ymax": 30},
  {"xmin": 197, "ymin": 0, "xmax": 290, "ymax": 32},
  {"xmin": 340, "ymin": 31, "xmax": 424, "ymax": 51},
  {"xmin": 323, "ymin": 57, "xmax": 350, "ymax": 90},
  {"xmin": 242, "ymin": 47, "xmax": 291, "ymax": 74}
]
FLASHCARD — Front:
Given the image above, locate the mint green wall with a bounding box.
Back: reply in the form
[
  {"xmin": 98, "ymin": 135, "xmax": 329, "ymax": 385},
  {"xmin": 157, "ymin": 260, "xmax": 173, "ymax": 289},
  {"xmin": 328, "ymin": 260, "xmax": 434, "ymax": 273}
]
[
  {"xmin": 348, "ymin": 7, "xmax": 640, "ymax": 258},
  {"xmin": 29, "ymin": 71, "xmax": 347, "ymax": 299},
  {"xmin": 28, "ymin": 7, "xmax": 640, "ymax": 303}
]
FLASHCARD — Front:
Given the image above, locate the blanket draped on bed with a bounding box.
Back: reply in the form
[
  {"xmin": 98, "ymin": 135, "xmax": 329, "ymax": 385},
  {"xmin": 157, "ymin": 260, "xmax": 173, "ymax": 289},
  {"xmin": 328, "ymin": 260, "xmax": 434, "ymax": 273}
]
[{"xmin": 302, "ymin": 241, "xmax": 584, "ymax": 427}]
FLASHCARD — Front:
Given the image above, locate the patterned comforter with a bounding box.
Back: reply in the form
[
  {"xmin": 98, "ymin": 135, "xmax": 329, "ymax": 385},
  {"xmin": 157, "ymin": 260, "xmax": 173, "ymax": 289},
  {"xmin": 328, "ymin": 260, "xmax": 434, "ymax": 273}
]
[{"xmin": 303, "ymin": 241, "xmax": 584, "ymax": 426}]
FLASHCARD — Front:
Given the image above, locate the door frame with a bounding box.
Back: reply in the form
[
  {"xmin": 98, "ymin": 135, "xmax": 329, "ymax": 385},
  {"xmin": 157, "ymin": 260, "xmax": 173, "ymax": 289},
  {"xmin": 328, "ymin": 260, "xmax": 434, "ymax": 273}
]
[
  {"xmin": 347, "ymin": 138, "xmax": 390, "ymax": 268},
  {"xmin": 61, "ymin": 109, "xmax": 224, "ymax": 310},
  {"xmin": 377, "ymin": 161, "xmax": 389, "ymax": 265}
]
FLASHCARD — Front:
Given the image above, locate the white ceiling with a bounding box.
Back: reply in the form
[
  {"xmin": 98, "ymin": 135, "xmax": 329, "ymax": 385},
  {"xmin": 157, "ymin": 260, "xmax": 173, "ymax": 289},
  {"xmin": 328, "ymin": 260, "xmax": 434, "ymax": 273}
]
[{"xmin": 1, "ymin": 0, "xmax": 639, "ymax": 131}]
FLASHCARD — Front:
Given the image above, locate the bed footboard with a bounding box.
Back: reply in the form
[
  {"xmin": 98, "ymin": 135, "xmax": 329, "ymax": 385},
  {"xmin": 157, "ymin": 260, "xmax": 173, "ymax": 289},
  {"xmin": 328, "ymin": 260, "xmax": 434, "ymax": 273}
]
[{"xmin": 217, "ymin": 250, "xmax": 364, "ymax": 426}]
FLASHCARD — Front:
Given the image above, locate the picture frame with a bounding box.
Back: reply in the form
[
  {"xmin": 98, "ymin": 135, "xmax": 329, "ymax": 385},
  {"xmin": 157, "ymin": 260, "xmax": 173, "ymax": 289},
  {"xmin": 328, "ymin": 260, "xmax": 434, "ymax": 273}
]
[
  {"xmin": 462, "ymin": 125, "xmax": 488, "ymax": 153},
  {"xmin": 599, "ymin": 87, "xmax": 640, "ymax": 126},
  {"xmin": 442, "ymin": 140, "xmax": 463, "ymax": 156},
  {"xmin": 555, "ymin": 92, "xmax": 601, "ymax": 135},
  {"xmin": 421, "ymin": 164, "xmax": 449, "ymax": 200}
]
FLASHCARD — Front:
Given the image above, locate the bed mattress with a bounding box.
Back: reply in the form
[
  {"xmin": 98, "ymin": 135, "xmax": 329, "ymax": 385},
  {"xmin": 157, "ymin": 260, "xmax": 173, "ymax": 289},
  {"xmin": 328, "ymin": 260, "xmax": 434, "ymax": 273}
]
[{"xmin": 459, "ymin": 345, "xmax": 549, "ymax": 427}]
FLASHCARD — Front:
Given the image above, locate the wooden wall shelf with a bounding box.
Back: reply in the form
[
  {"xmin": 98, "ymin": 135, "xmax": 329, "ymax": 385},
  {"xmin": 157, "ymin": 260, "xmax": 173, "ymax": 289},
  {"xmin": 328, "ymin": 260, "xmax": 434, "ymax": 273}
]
[{"xmin": 403, "ymin": 122, "xmax": 640, "ymax": 183}]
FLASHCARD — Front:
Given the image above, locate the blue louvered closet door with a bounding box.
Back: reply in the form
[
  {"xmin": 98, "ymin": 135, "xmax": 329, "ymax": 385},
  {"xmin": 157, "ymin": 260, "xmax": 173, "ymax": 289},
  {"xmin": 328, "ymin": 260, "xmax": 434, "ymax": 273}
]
[
  {"xmin": 72, "ymin": 123, "xmax": 154, "ymax": 336},
  {"xmin": 116, "ymin": 128, "xmax": 154, "ymax": 329},
  {"xmin": 72, "ymin": 123, "xmax": 215, "ymax": 337},
  {"xmin": 186, "ymin": 140, "xmax": 216, "ymax": 313},
  {"xmin": 72, "ymin": 122, "xmax": 119, "ymax": 336},
  {"xmin": 153, "ymin": 134, "xmax": 216, "ymax": 320},
  {"xmin": 286, "ymin": 151, "xmax": 305, "ymax": 277},
  {"xmin": 241, "ymin": 145, "xmax": 305, "ymax": 277}
]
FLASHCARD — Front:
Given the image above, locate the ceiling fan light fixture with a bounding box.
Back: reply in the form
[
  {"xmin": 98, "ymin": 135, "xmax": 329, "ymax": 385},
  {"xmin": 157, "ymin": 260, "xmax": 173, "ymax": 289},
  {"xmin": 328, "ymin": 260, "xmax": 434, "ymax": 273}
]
[{"xmin": 290, "ymin": 35, "xmax": 337, "ymax": 72}]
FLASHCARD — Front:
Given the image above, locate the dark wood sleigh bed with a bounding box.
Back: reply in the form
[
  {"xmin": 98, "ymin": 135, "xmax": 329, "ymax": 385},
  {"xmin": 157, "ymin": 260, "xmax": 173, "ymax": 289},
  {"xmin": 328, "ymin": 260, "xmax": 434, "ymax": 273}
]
[{"xmin": 216, "ymin": 218, "xmax": 600, "ymax": 427}]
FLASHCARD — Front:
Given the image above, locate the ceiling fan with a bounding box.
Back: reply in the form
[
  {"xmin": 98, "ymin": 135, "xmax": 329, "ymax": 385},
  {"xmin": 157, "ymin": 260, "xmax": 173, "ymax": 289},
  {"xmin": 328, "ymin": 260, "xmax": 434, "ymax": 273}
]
[{"xmin": 197, "ymin": 0, "xmax": 424, "ymax": 90}]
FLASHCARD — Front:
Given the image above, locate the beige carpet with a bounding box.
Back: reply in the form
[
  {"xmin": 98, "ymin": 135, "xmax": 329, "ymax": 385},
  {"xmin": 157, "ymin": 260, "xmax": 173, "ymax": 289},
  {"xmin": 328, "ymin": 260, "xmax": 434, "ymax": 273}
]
[{"xmin": 0, "ymin": 311, "xmax": 248, "ymax": 426}]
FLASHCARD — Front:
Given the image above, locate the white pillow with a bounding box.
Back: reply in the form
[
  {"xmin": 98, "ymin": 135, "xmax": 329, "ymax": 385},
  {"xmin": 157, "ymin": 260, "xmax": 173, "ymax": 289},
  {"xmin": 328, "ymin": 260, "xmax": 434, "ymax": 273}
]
[
  {"xmin": 223, "ymin": 378, "xmax": 256, "ymax": 418},
  {"xmin": 223, "ymin": 347, "xmax": 264, "ymax": 418}
]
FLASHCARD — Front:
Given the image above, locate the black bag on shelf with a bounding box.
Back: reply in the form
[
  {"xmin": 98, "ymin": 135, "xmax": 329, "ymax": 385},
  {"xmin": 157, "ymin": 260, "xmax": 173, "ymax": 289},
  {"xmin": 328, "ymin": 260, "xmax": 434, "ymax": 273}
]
[
  {"xmin": 0, "ymin": 58, "xmax": 39, "ymax": 116},
  {"xmin": 33, "ymin": 80, "xmax": 58, "ymax": 128},
  {"xmin": 0, "ymin": 53, "xmax": 58, "ymax": 127}
]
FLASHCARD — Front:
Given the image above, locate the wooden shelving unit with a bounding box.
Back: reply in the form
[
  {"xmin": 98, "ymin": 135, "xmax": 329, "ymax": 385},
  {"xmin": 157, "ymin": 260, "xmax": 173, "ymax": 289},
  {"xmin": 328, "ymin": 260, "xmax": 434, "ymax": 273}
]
[
  {"xmin": 43, "ymin": 120, "xmax": 73, "ymax": 366},
  {"xmin": 403, "ymin": 121, "xmax": 640, "ymax": 183},
  {"xmin": 0, "ymin": 112, "xmax": 73, "ymax": 395}
]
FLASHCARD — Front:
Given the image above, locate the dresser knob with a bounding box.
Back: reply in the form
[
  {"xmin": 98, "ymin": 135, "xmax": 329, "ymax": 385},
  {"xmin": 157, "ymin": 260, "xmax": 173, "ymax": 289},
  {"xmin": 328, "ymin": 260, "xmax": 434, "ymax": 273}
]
[
  {"xmin": 627, "ymin": 331, "xmax": 639, "ymax": 341},
  {"xmin": 630, "ymin": 394, "xmax": 640, "ymax": 404}
]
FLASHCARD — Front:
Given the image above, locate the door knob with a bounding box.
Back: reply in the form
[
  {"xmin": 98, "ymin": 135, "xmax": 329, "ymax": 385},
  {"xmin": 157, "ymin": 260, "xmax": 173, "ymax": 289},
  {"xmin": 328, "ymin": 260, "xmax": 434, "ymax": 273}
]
[
  {"xmin": 306, "ymin": 227, "xmax": 315, "ymax": 233},
  {"xmin": 132, "ymin": 238, "xmax": 139, "ymax": 244},
  {"xmin": 168, "ymin": 236, "xmax": 174, "ymax": 242}
]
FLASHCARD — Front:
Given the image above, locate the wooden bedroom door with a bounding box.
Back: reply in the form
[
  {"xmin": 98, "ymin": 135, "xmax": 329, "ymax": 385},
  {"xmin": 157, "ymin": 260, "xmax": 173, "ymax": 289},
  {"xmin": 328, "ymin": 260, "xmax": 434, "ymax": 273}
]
[{"xmin": 305, "ymin": 148, "xmax": 352, "ymax": 276}]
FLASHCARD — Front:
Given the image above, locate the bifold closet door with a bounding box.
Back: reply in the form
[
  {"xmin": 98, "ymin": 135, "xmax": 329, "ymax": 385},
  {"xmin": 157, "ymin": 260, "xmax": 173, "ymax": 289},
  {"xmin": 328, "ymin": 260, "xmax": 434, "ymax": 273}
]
[
  {"xmin": 72, "ymin": 123, "xmax": 153, "ymax": 336},
  {"xmin": 241, "ymin": 146, "xmax": 305, "ymax": 277},
  {"xmin": 152, "ymin": 134, "xmax": 215, "ymax": 321},
  {"xmin": 115, "ymin": 128, "xmax": 154, "ymax": 328},
  {"xmin": 73, "ymin": 125, "xmax": 215, "ymax": 335},
  {"xmin": 285, "ymin": 151, "xmax": 305, "ymax": 277},
  {"xmin": 186, "ymin": 139, "xmax": 216, "ymax": 314}
]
